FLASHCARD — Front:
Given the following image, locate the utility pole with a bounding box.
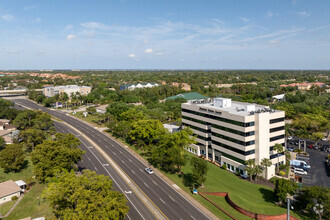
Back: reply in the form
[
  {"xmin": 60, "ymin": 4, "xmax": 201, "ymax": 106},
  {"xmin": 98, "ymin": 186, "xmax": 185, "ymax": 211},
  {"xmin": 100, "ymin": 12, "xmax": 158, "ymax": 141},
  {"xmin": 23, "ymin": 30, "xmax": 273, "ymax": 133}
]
[{"xmin": 287, "ymin": 198, "xmax": 290, "ymax": 220}]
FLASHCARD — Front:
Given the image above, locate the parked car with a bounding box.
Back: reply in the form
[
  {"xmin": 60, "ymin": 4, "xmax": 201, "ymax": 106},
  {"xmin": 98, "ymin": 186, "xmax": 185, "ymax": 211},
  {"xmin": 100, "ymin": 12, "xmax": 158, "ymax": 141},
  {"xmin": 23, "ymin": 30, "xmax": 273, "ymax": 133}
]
[
  {"xmin": 294, "ymin": 168, "xmax": 308, "ymax": 175},
  {"xmin": 321, "ymin": 145, "xmax": 329, "ymax": 152},
  {"xmin": 322, "ymin": 137, "xmax": 328, "ymax": 141},
  {"xmin": 145, "ymin": 167, "xmax": 154, "ymax": 174},
  {"xmin": 288, "ymin": 136, "xmax": 293, "ymax": 140},
  {"xmin": 308, "ymin": 144, "xmax": 313, "ymax": 149},
  {"xmin": 287, "ymin": 147, "xmax": 294, "ymax": 152},
  {"xmin": 313, "ymin": 145, "xmax": 319, "ymax": 150},
  {"xmin": 295, "ymin": 165, "xmax": 309, "ymax": 172},
  {"xmin": 294, "ymin": 141, "xmax": 299, "ymax": 146}
]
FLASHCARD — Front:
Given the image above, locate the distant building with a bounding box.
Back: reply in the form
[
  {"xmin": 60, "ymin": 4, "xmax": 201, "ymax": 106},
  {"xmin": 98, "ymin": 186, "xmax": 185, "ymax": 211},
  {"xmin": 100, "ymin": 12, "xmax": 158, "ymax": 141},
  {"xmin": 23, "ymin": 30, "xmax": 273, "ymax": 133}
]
[
  {"xmin": 182, "ymin": 98, "xmax": 285, "ymax": 179},
  {"xmin": 0, "ymin": 180, "xmax": 22, "ymax": 205},
  {"xmin": 280, "ymin": 82, "xmax": 326, "ymax": 90},
  {"xmin": 43, "ymin": 85, "xmax": 91, "ymax": 97},
  {"xmin": 166, "ymin": 92, "xmax": 208, "ymax": 102},
  {"xmin": 163, "ymin": 124, "xmax": 180, "ymax": 133},
  {"xmin": 0, "ymin": 119, "xmax": 18, "ymax": 144},
  {"xmin": 96, "ymin": 105, "xmax": 108, "ymax": 114},
  {"xmin": 272, "ymin": 94, "xmax": 285, "ymax": 101},
  {"xmin": 171, "ymin": 82, "xmax": 191, "ymax": 91},
  {"xmin": 120, "ymin": 82, "xmax": 159, "ymax": 91}
]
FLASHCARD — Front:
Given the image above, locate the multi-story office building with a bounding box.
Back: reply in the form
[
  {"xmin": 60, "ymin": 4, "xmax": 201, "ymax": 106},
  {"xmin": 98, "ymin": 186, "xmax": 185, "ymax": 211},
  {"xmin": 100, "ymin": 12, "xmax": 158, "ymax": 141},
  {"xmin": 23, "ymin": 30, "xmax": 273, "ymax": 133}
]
[
  {"xmin": 182, "ymin": 98, "xmax": 285, "ymax": 179},
  {"xmin": 43, "ymin": 85, "xmax": 91, "ymax": 98}
]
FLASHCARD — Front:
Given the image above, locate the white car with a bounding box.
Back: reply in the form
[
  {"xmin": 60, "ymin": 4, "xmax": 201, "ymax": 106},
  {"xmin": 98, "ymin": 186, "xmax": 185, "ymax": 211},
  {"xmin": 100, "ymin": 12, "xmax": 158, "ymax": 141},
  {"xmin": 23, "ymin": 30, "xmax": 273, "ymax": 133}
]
[
  {"xmin": 294, "ymin": 168, "xmax": 307, "ymax": 175},
  {"xmin": 145, "ymin": 167, "xmax": 154, "ymax": 174},
  {"xmin": 287, "ymin": 136, "xmax": 293, "ymax": 140}
]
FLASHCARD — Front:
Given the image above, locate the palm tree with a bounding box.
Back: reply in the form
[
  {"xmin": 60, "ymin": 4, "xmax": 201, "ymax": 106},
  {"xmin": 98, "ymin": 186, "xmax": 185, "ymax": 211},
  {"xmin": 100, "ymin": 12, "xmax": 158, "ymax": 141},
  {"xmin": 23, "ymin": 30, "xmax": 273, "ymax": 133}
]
[
  {"xmin": 261, "ymin": 158, "xmax": 272, "ymax": 179},
  {"xmin": 284, "ymin": 150, "xmax": 291, "ymax": 165},
  {"xmin": 273, "ymin": 143, "xmax": 284, "ymax": 174},
  {"xmin": 245, "ymin": 159, "xmax": 255, "ymax": 181},
  {"xmin": 254, "ymin": 165, "xmax": 263, "ymax": 180}
]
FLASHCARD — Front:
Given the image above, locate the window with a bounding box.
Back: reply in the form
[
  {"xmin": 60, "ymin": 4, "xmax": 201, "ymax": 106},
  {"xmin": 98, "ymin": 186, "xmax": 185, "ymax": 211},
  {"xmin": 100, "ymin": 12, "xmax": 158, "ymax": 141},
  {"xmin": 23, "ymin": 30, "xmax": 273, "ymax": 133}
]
[
  {"xmin": 212, "ymin": 132, "xmax": 255, "ymax": 146},
  {"xmin": 270, "ymin": 135, "xmax": 285, "ymax": 142},
  {"xmin": 270, "ymin": 126, "xmax": 284, "ymax": 133},
  {"xmin": 270, "ymin": 117, "xmax": 285, "ymax": 124},
  {"xmin": 212, "ymin": 140, "xmax": 255, "ymax": 156}
]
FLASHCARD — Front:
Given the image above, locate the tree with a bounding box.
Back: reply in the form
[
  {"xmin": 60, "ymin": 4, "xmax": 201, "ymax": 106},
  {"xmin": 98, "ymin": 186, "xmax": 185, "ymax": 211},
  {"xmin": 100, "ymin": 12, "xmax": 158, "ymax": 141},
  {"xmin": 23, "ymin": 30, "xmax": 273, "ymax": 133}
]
[
  {"xmin": 13, "ymin": 110, "xmax": 37, "ymax": 130},
  {"xmin": 43, "ymin": 170, "xmax": 129, "ymax": 219},
  {"xmin": 311, "ymin": 132, "xmax": 324, "ymax": 146},
  {"xmin": 261, "ymin": 158, "xmax": 272, "ymax": 179},
  {"xmin": 273, "ymin": 178, "xmax": 297, "ymax": 204},
  {"xmin": 273, "ymin": 143, "xmax": 284, "ymax": 174},
  {"xmin": 294, "ymin": 186, "xmax": 329, "ymax": 219},
  {"xmin": 284, "ymin": 123, "xmax": 293, "ymax": 149},
  {"xmin": 190, "ymin": 156, "xmax": 208, "ymax": 187},
  {"xmin": 128, "ymin": 119, "xmax": 166, "ymax": 149},
  {"xmin": 86, "ymin": 106, "xmax": 96, "ymax": 114},
  {"xmin": 106, "ymin": 102, "xmax": 132, "ymax": 120},
  {"xmin": 19, "ymin": 129, "xmax": 48, "ymax": 152},
  {"xmin": 31, "ymin": 133, "xmax": 85, "ymax": 182},
  {"xmin": 0, "ymin": 144, "xmax": 26, "ymax": 173},
  {"xmin": 284, "ymin": 150, "xmax": 291, "ymax": 165},
  {"xmin": 32, "ymin": 113, "xmax": 55, "ymax": 132},
  {"xmin": 0, "ymin": 136, "xmax": 5, "ymax": 151},
  {"xmin": 245, "ymin": 159, "xmax": 255, "ymax": 181}
]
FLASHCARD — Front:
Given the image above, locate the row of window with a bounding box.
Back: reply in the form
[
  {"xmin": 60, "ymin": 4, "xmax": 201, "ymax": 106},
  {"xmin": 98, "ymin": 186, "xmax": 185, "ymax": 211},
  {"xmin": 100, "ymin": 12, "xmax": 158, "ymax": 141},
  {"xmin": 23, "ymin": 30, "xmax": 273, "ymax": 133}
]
[
  {"xmin": 212, "ymin": 132, "xmax": 255, "ymax": 146},
  {"xmin": 182, "ymin": 108, "xmax": 255, "ymax": 127},
  {"xmin": 270, "ymin": 117, "xmax": 285, "ymax": 124},
  {"xmin": 182, "ymin": 115, "xmax": 254, "ymax": 137},
  {"xmin": 182, "ymin": 122, "xmax": 209, "ymax": 133},
  {"xmin": 212, "ymin": 140, "xmax": 255, "ymax": 156},
  {"xmin": 195, "ymin": 134, "xmax": 211, "ymax": 141},
  {"xmin": 270, "ymin": 126, "xmax": 284, "ymax": 133},
  {"xmin": 270, "ymin": 152, "xmax": 285, "ymax": 159},
  {"xmin": 270, "ymin": 135, "xmax": 285, "ymax": 142},
  {"xmin": 220, "ymin": 151, "xmax": 247, "ymax": 165}
]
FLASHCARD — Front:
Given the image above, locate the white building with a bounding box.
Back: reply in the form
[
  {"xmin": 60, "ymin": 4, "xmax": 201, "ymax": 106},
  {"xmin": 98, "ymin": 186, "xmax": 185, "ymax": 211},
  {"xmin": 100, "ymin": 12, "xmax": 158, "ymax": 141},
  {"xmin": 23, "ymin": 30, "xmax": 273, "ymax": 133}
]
[
  {"xmin": 120, "ymin": 82, "xmax": 159, "ymax": 91},
  {"xmin": 0, "ymin": 180, "xmax": 22, "ymax": 205},
  {"xmin": 182, "ymin": 98, "xmax": 285, "ymax": 179},
  {"xmin": 43, "ymin": 85, "xmax": 91, "ymax": 98}
]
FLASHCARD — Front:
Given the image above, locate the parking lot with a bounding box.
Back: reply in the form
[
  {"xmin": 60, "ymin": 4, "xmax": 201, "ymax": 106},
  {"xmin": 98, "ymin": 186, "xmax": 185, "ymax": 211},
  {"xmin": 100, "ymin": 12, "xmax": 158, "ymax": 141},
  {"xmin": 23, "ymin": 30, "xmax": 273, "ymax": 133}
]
[{"xmin": 287, "ymin": 138, "xmax": 329, "ymax": 188}]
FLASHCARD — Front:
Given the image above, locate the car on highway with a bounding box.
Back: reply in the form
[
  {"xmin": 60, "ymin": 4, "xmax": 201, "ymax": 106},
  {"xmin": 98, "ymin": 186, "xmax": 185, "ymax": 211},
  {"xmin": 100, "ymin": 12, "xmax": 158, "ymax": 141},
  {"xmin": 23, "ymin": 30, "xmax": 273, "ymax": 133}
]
[
  {"xmin": 145, "ymin": 167, "xmax": 154, "ymax": 174},
  {"xmin": 294, "ymin": 168, "xmax": 308, "ymax": 175}
]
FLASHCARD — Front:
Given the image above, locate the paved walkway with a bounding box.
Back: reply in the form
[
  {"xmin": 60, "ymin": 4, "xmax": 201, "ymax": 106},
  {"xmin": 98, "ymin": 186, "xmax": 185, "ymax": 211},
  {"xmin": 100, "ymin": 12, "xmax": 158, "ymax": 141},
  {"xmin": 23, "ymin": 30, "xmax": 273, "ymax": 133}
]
[{"xmin": 0, "ymin": 194, "xmax": 24, "ymax": 218}]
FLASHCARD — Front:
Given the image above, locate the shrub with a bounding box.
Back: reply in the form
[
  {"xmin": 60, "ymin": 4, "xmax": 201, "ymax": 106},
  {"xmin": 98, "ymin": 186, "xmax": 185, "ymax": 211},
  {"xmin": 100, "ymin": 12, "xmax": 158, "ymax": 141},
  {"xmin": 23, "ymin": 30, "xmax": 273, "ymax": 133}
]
[
  {"xmin": 279, "ymin": 171, "xmax": 286, "ymax": 176},
  {"xmin": 293, "ymin": 149, "xmax": 302, "ymax": 153},
  {"xmin": 279, "ymin": 164, "xmax": 287, "ymax": 170},
  {"xmin": 11, "ymin": 196, "xmax": 18, "ymax": 201},
  {"xmin": 269, "ymin": 176, "xmax": 280, "ymax": 184},
  {"xmin": 221, "ymin": 164, "xmax": 227, "ymax": 170}
]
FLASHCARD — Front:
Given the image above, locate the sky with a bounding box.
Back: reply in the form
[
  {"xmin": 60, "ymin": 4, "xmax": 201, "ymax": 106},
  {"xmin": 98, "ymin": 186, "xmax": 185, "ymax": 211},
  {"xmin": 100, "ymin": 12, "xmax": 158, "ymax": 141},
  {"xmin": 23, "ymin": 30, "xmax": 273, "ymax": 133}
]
[{"xmin": 0, "ymin": 0, "xmax": 330, "ymax": 70}]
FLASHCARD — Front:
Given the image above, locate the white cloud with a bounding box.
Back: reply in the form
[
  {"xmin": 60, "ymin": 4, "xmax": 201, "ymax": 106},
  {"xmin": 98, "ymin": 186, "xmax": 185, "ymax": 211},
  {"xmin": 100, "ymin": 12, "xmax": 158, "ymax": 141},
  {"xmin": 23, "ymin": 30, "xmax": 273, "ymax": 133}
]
[
  {"xmin": 80, "ymin": 22, "xmax": 109, "ymax": 30},
  {"xmin": 295, "ymin": 11, "xmax": 310, "ymax": 17},
  {"xmin": 65, "ymin": 25, "xmax": 73, "ymax": 30},
  {"xmin": 128, "ymin": 53, "xmax": 136, "ymax": 58},
  {"xmin": 156, "ymin": 52, "xmax": 164, "ymax": 56},
  {"xmin": 267, "ymin": 10, "xmax": 279, "ymax": 18},
  {"xmin": 66, "ymin": 34, "xmax": 77, "ymax": 40},
  {"xmin": 144, "ymin": 48, "xmax": 152, "ymax": 53},
  {"xmin": 36, "ymin": 17, "xmax": 41, "ymax": 23},
  {"xmin": 239, "ymin": 17, "xmax": 250, "ymax": 23},
  {"xmin": 1, "ymin": 14, "xmax": 14, "ymax": 21}
]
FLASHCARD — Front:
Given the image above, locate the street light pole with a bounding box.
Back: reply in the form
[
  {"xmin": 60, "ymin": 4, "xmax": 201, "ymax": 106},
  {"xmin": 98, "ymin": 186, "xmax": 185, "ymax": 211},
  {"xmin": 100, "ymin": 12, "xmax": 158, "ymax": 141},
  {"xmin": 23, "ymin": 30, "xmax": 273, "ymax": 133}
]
[{"xmin": 287, "ymin": 198, "xmax": 290, "ymax": 220}]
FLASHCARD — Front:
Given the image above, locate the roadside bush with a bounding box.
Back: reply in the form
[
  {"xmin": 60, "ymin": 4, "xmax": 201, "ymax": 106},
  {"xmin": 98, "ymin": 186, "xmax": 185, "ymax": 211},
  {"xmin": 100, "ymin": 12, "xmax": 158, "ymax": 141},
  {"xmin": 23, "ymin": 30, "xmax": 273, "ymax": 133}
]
[
  {"xmin": 269, "ymin": 176, "xmax": 280, "ymax": 184},
  {"xmin": 279, "ymin": 164, "xmax": 287, "ymax": 170},
  {"xmin": 11, "ymin": 196, "xmax": 18, "ymax": 201},
  {"xmin": 279, "ymin": 171, "xmax": 286, "ymax": 176},
  {"xmin": 293, "ymin": 149, "xmax": 303, "ymax": 153},
  {"xmin": 221, "ymin": 164, "xmax": 227, "ymax": 170}
]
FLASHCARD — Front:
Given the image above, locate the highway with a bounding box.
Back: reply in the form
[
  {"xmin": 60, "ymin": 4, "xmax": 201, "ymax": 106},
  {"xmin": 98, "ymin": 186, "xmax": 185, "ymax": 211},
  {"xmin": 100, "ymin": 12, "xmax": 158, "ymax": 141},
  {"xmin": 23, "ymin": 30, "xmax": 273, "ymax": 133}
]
[{"xmin": 12, "ymin": 98, "xmax": 210, "ymax": 220}]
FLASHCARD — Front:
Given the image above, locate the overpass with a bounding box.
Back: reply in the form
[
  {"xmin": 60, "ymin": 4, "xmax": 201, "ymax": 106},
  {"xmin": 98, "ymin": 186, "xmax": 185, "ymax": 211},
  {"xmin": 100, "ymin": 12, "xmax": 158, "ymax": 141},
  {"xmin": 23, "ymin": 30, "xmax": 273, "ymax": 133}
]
[{"xmin": 0, "ymin": 89, "xmax": 43, "ymax": 97}]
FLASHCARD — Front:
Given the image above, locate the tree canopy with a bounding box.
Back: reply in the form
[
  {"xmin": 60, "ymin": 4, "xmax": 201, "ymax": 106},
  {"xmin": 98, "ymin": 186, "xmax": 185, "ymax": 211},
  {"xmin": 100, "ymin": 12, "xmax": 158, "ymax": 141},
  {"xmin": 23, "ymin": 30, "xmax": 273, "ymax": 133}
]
[
  {"xmin": 44, "ymin": 170, "xmax": 129, "ymax": 219},
  {"xmin": 0, "ymin": 144, "xmax": 26, "ymax": 173}
]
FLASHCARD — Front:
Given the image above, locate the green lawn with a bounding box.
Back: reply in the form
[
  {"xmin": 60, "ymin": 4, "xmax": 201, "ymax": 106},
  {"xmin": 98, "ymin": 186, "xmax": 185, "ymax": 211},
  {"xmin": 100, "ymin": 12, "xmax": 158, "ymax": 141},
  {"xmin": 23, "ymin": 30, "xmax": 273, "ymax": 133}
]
[
  {"xmin": 0, "ymin": 200, "xmax": 16, "ymax": 217},
  {"xmin": 73, "ymin": 113, "xmax": 103, "ymax": 127},
  {"xmin": 163, "ymin": 153, "xmax": 301, "ymax": 219},
  {"xmin": 5, "ymin": 183, "xmax": 54, "ymax": 220}
]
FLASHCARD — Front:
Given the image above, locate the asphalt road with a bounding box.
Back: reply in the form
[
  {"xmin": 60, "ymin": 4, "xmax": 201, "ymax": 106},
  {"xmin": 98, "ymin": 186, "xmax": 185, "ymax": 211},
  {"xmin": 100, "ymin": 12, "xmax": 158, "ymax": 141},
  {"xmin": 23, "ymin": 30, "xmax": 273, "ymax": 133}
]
[{"xmin": 13, "ymin": 99, "xmax": 210, "ymax": 220}]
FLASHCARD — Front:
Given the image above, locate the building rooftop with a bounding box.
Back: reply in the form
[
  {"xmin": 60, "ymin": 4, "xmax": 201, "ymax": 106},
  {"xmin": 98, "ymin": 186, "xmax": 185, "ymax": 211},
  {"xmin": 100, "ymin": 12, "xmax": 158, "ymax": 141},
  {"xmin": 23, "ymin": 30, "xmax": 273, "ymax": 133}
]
[
  {"xmin": 0, "ymin": 180, "xmax": 21, "ymax": 198},
  {"xmin": 45, "ymin": 85, "xmax": 90, "ymax": 89},
  {"xmin": 184, "ymin": 98, "xmax": 281, "ymax": 116},
  {"xmin": 167, "ymin": 92, "xmax": 208, "ymax": 101}
]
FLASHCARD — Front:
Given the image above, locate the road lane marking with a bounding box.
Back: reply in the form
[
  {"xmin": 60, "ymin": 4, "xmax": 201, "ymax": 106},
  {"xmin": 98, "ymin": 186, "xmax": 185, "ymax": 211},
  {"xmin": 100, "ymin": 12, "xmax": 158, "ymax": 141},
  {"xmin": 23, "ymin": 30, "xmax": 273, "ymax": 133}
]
[
  {"xmin": 121, "ymin": 160, "xmax": 125, "ymax": 164},
  {"xmin": 159, "ymin": 198, "xmax": 165, "ymax": 204},
  {"xmin": 113, "ymin": 152, "xmax": 116, "ymax": 155},
  {"xmin": 95, "ymin": 167, "xmax": 98, "ymax": 171},
  {"xmin": 144, "ymin": 182, "xmax": 149, "ymax": 188},
  {"xmin": 103, "ymin": 164, "xmax": 109, "ymax": 166},
  {"xmin": 131, "ymin": 170, "xmax": 135, "ymax": 174},
  {"xmin": 152, "ymin": 181, "xmax": 157, "ymax": 186},
  {"xmin": 169, "ymin": 196, "xmax": 175, "ymax": 202},
  {"xmin": 119, "ymin": 150, "xmax": 123, "ymax": 154},
  {"xmin": 191, "ymin": 215, "xmax": 196, "ymax": 220},
  {"xmin": 129, "ymin": 159, "xmax": 132, "ymax": 163},
  {"xmin": 88, "ymin": 157, "xmax": 91, "ymax": 161},
  {"xmin": 139, "ymin": 169, "xmax": 143, "ymax": 172}
]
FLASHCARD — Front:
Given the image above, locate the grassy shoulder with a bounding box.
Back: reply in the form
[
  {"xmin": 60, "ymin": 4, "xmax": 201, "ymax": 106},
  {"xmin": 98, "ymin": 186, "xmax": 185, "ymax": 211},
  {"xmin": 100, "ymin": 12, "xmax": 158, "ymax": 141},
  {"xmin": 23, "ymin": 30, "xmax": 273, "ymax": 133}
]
[
  {"xmin": 72, "ymin": 112, "xmax": 103, "ymax": 127},
  {"xmin": 0, "ymin": 200, "xmax": 16, "ymax": 217}
]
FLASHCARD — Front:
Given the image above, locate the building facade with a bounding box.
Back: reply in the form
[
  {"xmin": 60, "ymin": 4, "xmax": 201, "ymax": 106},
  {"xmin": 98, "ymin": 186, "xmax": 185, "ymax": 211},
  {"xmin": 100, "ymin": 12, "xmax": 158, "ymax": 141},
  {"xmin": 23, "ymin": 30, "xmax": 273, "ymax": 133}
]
[
  {"xmin": 0, "ymin": 180, "xmax": 22, "ymax": 205},
  {"xmin": 43, "ymin": 85, "xmax": 91, "ymax": 97},
  {"xmin": 182, "ymin": 98, "xmax": 285, "ymax": 179}
]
